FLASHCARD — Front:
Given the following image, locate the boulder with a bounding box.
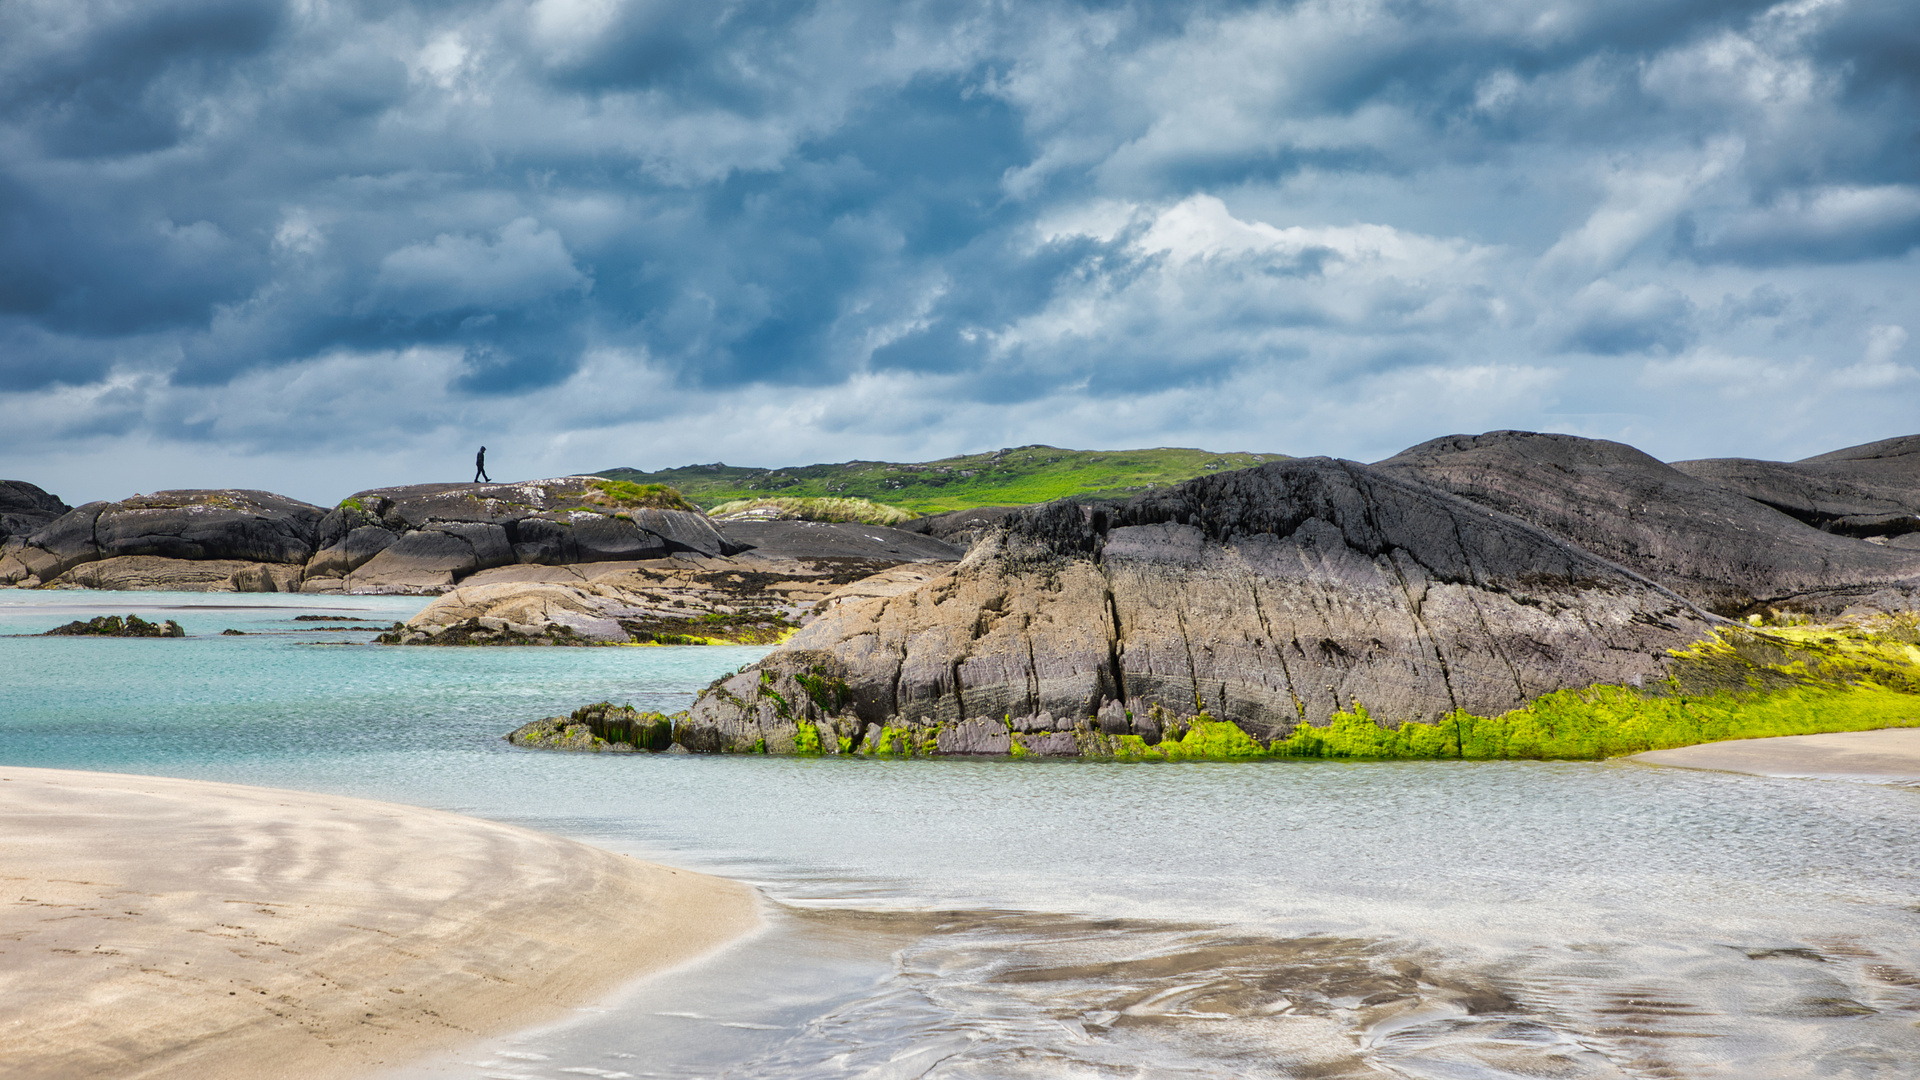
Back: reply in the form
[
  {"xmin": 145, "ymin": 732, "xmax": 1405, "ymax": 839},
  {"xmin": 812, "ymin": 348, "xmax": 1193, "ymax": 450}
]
[
  {"xmin": 390, "ymin": 581, "xmax": 631, "ymax": 644},
  {"xmin": 0, "ymin": 481, "xmax": 69, "ymax": 544},
  {"xmin": 1375, "ymin": 431, "xmax": 1920, "ymax": 615},
  {"xmin": 341, "ymin": 525, "xmax": 514, "ymax": 594},
  {"xmin": 677, "ymin": 457, "xmax": 1719, "ymax": 754},
  {"xmin": 1, "ymin": 490, "xmax": 326, "ymax": 588}
]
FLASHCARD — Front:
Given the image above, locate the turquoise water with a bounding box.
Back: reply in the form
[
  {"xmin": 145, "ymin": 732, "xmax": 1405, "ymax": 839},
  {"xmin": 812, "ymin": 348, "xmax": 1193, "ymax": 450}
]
[{"xmin": 4, "ymin": 590, "xmax": 1919, "ymax": 1079}]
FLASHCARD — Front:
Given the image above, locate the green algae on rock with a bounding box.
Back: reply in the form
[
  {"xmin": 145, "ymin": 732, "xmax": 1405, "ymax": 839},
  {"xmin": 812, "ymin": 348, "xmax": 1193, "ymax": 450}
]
[{"xmin": 506, "ymin": 616, "xmax": 1920, "ymax": 761}]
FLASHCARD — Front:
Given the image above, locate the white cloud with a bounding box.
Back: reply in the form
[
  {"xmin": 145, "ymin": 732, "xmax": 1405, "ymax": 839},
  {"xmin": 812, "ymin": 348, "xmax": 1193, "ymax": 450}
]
[
  {"xmin": 996, "ymin": 195, "xmax": 1503, "ymax": 375},
  {"xmin": 1539, "ymin": 140, "xmax": 1742, "ymax": 276},
  {"xmin": 366, "ymin": 218, "xmax": 589, "ymax": 316},
  {"xmin": 1833, "ymin": 324, "xmax": 1915, "ymax": 389}
]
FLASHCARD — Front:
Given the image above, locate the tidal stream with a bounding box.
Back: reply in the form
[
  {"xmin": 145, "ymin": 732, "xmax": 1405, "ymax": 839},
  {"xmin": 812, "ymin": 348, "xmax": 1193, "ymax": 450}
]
[{"xmin": 3, "ymin": 590, "xmax": 1916, "ymax": 1079}]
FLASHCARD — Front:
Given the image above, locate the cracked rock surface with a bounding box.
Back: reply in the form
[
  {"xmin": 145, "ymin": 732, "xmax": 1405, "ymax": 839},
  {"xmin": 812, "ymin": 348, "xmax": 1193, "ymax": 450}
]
[{"xmin": 678, "ymin": 457, "xmax": 1720, "ymax": 752}]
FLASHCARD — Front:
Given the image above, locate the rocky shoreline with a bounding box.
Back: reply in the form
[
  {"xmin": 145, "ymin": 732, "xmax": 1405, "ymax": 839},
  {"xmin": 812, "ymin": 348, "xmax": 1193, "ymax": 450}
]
[
  {"xmin": 1, "ymin": 475, "xmax": 964, "ymax": 646},
  {"xmin": 12, "ymin": 431, "xmax": 1920, "ymax": 758}
]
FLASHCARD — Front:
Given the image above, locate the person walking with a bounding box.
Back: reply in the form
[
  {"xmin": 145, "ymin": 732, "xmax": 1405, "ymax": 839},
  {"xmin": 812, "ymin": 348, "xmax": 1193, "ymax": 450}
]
[{"xmin": 474, "ymin": 446, "xmax": 490, "ymax": 484}]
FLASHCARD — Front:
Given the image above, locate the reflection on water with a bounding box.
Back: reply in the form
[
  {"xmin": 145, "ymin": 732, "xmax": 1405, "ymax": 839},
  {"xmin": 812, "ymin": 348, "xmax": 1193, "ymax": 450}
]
[{"xmin": 3, "ymin": 591, "xmax": 1918, "ymax": 1079}]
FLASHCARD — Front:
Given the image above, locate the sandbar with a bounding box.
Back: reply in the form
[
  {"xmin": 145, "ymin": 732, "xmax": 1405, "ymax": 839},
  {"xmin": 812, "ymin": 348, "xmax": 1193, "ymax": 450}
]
[
  {"xmin": 1631, "ymin": 727, "xmax": 1920, "ymax": 783},
  {"xmin": 0, "ymin": 767, "xmax": 760, "ymax": 1079}
]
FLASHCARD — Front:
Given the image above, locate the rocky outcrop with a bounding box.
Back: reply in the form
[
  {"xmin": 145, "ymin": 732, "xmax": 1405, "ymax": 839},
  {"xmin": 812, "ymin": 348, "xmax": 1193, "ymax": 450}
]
[
  {"xmin": 506, "ymin": 703, "xmax": 677, "ymax": 752},
  {"xmin": 0, "ymin": 490, "xmax": 327, "ymax": 590},
  {"xmin": 0, "ymin": 481, "xmax": 69, "ymax": 544},
  {"xmin": 301, "ymin": 478, "xmax": 745, "ymax": 594},
  {"xmin": 1671, "ymin": 434, "xmax": 1920, "ymax": 543},
  {"xmin": 0, "ymin": 477, "xmax": 963, "ymax": 599},
  {"xmin": 1375, "ymin": 432, "xmax": 1920, "ymax": 615},
  {"xmin": 383, "ymin": 549, "xmax": 955, "ymax": 646},
  {"xmin": 379, "ymin": 581, "xmax": 635, "ymax": 645},
  {"xmin": 675, "ymin": 458, "xmax": 1718, "ymax": 755}
]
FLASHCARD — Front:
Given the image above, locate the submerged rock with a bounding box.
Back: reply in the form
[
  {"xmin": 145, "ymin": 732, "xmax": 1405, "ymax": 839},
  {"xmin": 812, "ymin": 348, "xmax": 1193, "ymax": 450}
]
[{"xmin": 675, "ymin": 457, "xmax": 1718, "ymax": 755}]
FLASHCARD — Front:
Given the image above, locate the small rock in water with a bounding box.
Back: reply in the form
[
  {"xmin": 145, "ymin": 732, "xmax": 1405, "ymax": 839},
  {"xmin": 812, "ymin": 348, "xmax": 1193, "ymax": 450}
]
[
  {"xmin": 221, "ymin": 628, "xmax": 247, "ymax": 635},
  {"xmin": 42, "ymin": 614, "xmax": 185, "ymax": 638}
]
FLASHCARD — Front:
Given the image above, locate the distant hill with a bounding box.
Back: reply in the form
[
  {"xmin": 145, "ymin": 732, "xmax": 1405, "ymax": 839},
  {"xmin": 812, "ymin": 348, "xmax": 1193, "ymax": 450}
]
[{"xmin": 594, "ymin": 445, "xmax": 1289, "ymax": 513}]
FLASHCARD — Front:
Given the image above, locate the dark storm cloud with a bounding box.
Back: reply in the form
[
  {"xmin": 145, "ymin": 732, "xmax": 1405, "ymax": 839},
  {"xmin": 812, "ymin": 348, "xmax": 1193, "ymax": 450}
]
[{"xmin": 1, "ymin": 0, "xmax": 1917, "ymax": 494}]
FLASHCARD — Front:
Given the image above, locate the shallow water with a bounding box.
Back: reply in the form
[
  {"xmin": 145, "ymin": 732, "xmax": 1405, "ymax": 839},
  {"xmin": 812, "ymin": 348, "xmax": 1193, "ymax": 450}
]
[{"xmin": 3, "ymin": 590, "xmax": 1917, "ymax": 1079}]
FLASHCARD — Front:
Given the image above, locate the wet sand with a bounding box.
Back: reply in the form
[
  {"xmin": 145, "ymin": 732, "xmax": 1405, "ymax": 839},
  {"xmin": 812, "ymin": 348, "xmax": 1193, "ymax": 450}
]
[
  {"xmin": 1631, "ymin": 727, "xmax": 1920, "ymax": 782},
  {"xmin": 0, "ymin": 767, "xmax": 761, "ymax": 1080}
]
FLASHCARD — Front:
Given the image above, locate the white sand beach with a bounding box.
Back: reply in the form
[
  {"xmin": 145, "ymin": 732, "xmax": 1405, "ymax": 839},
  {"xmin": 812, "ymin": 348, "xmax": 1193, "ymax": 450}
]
[
  {"xmin": 1631, "ymin": 727, "xmax": 1920, "ymax": 783},
  {"xmin": 0, "ymin": 767, "xmax": 760, "ymax": 1080}
]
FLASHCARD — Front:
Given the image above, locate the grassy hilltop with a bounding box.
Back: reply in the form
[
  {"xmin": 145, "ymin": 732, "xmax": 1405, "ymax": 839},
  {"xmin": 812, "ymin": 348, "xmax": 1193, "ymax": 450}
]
[{"xmin": 594, "ymin": 445, "xmax": 1288, "ymax": 514}]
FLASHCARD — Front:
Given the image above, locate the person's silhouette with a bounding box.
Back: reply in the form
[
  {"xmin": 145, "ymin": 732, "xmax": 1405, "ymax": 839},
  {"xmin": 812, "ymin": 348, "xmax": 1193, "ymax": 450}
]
[{"xmin": 474, "ymin": 446, "xmax": 490, "ymax": 484}]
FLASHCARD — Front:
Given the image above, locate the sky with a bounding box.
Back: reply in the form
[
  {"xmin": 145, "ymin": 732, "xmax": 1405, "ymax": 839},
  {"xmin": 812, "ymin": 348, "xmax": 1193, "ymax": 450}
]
[{"xmin": 2, "ymin": 0, "xmax": 1917, "ymax": 506}]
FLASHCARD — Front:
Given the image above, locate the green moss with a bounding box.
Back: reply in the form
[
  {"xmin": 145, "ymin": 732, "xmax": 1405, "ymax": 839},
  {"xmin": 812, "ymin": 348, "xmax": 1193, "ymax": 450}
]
[
  {"xmin": 793, "ymin": 722, "xmax": 825, "ymax": 756},
  {"xmin": 1156, "ymin": 717, "xmax": 1269, "ymax": 760},
  {"xmin": 1095, "ymin": 619, "xmax": 1920, "ymax": 762},
  {"xmin": 338, "ymin": 496, "xmax": 367, "ymax": 513},
  {"xmin": 864, "ymin": 725, "xmax": 933, "ymax": 757},
  {"xmin": 796, "ymin": 668, "xmax": 853, "ymax": 714}
]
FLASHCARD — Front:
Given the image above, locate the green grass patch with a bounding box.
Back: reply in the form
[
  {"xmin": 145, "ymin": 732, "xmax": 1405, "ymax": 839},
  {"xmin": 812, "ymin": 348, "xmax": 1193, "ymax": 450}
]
[
  {"xmin": 595, "ymin": 445, "xmax": 1289, "ymax": 513},
  {"xmin": 586, "ymin": 479, "xmax": 699, "ymax": 512}
]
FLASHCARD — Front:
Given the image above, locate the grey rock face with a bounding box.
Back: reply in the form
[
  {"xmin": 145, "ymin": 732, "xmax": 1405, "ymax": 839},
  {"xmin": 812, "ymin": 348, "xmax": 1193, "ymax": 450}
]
[
  {"xmin": 349, "ymin": 524, "xmax": 515, "ymax": 590},
  {"xmin": 0, "ymin": 481, "xmax": 69, "ymax": 544},
  {"xmin": 677, "ymin": 458, "xmax": 1718, "ymax": 754},
  {"xmin": 897, "ymin": 506, "xmax": 1022, "ymax": 546},
  {"xmin": 1376, "ymin": 431, "xmax": 1920, "ymax": 614},
  {"xmin": 936, "ymin": 718, "xmax": 1014, "ymax": 755},
  {"xmin": 1672, "ymin": 434, "xmax": 1920, "ymax": 541},
  {"xmin": 1, "ymin": 490, "xmax": 326, "ymax": 587},
  {"xmin": 90, "ymin": 490, "xmax": 325, "ymax": 564}
]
